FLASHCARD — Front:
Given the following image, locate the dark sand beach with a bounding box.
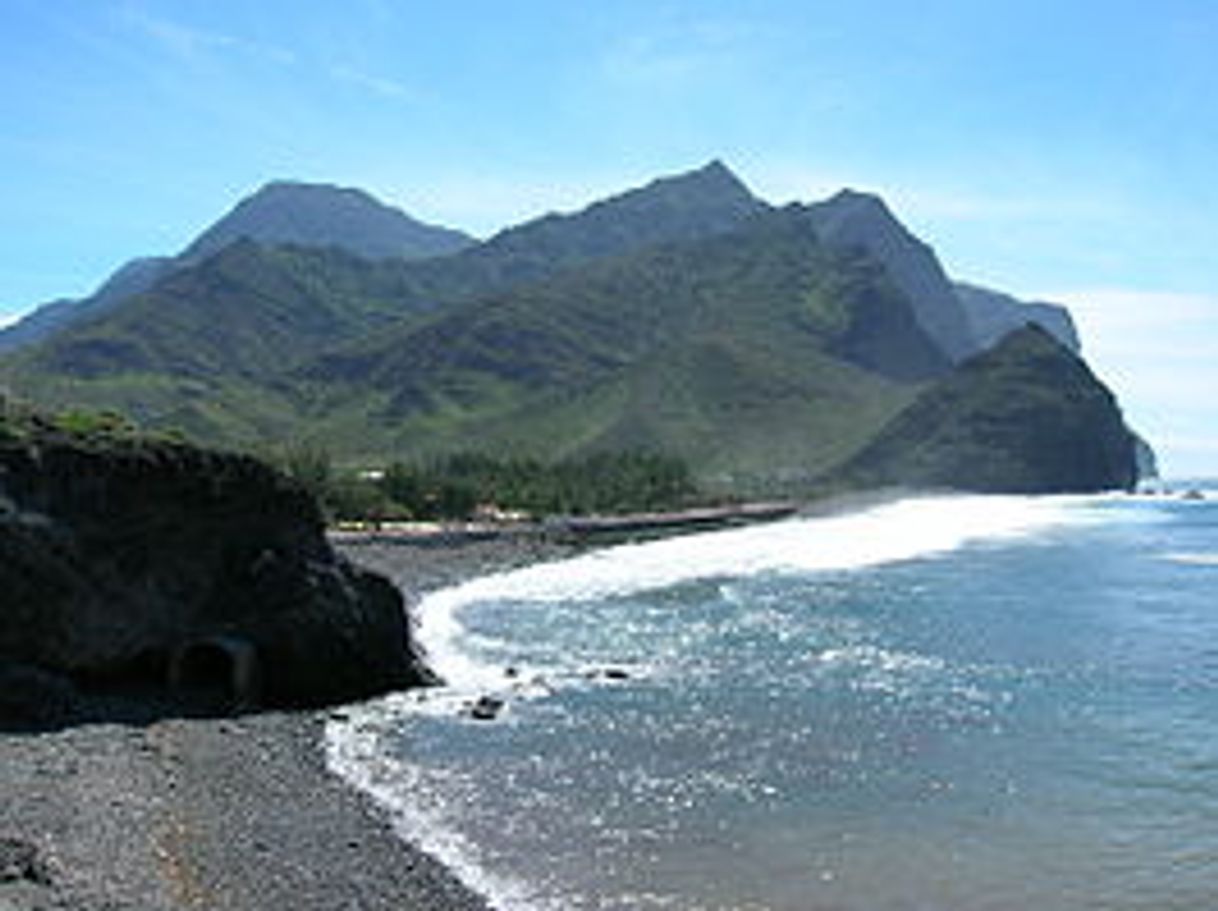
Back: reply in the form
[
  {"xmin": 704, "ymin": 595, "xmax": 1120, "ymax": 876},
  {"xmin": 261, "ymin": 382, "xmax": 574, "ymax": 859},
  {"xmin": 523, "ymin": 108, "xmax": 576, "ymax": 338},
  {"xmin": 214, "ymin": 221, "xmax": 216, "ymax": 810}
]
[{"xmin": 0, "ymin": 536, "xmax": 572, "ymax": 911}]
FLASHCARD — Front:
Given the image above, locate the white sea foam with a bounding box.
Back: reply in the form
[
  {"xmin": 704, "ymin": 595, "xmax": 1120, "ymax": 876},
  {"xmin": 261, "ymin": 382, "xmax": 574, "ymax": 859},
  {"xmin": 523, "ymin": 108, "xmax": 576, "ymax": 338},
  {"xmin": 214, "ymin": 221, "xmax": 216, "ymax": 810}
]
[
  {"xmin": 327, "ymin": 493, "xmax": 1091, "ymax": 911},
  {"xmin": 1162, "ymin": 551, "xmax": 1218, "ymax": 566},
  {"xmin": 325, "ymin": 698, "xmax": 558, "ymax": 911},
  {"xmin": 418, "ymin": 494, "xmax": 1089, "ymax": 691}
]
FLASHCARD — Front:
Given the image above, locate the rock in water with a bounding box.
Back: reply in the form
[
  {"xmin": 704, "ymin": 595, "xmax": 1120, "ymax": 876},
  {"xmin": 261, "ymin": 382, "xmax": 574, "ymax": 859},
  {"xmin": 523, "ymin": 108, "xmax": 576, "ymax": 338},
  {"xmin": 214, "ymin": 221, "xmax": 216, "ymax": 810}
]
[
  {"xmin": 0, "ymin": 405, "xmax": 434, "ymax": 714},
  {"xmin": 469, "ymin": 695, "xmax": 505, "ymax": 721},
  {"xmin": 829, "ymin": 325, "xmax": 1138, "ymax": 494}
]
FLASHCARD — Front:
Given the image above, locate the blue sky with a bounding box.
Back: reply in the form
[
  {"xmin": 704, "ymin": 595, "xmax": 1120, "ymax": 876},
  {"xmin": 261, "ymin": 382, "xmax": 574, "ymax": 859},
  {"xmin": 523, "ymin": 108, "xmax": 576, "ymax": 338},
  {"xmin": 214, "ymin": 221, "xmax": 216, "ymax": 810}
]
[{"xmin": 1, "ymin": 0, "xmax": 1215, "ymax": 474}]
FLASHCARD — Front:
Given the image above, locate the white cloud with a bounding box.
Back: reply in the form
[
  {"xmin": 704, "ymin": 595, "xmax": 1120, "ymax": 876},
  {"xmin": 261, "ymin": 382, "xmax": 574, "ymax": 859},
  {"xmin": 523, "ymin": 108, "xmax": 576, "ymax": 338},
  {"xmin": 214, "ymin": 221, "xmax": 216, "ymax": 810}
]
[
  {"xmin": 329, "ymin": 65, "xmax": 421, "ymax": 102},
  {"xmin": 121, "ymin": 7, "xmax": 296, "ymax": 66},
  {"xmin": 0, "ymin": 311, "xmax": 24, "ymax": 330}
]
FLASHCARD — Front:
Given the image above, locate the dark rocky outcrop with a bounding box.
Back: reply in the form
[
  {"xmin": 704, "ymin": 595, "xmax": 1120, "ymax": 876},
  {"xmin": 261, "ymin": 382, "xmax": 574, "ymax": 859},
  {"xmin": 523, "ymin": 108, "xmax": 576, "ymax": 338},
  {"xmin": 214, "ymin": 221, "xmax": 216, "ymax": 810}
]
[
  {"xmin": 1133, "ymin": 433, "xmax": 1160, "ymax": 480},
  {"xmin": 0, "ymin": 408, "xmax": 432, "ymax": 720},
  {"xmin": 829, "ymin": 325, "xmax": 1139, "ymax": 493}
]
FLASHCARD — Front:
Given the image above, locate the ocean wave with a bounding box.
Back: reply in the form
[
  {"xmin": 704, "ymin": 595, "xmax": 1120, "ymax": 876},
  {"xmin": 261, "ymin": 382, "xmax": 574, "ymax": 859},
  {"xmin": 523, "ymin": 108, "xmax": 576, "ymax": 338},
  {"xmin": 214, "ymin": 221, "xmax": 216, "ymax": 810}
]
[
  {"xmin": 1161, "ymin": 552, "xmax": 1218, "ymax": 566},
  {"xmin": 419, "ymin": 494, "xmax": 1089, "ymax": 691},
  {"xmin": 326, "ymin": 695, "xmax": 559, "ymax": 911},
  {"xmin": 327, "ymin": 493, "xmax": 1095, "ymax": 911}
]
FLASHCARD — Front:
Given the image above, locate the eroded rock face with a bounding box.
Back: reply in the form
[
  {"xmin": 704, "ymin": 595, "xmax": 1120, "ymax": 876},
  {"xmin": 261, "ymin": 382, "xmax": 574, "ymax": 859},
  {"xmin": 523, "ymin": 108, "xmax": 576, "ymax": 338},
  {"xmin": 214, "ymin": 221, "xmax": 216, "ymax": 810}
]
[{"xmin": 0, "ymin": 428, "xmax": 432, "ymax": 714}]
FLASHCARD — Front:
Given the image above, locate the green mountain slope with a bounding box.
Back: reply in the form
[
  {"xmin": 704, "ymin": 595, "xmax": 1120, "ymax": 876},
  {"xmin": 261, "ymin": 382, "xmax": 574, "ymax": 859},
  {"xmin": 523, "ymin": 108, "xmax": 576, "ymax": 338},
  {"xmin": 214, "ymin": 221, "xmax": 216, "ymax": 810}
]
[
  {"xmin": 0, "ymin": 162, "xmax": 1147, "ymax": 497},
  {"xmin": 0, "ymin": 181, "xmax": 474, "ymax": 354},
  {"xmin": 296, "ymin": 206, "xmax": 944, "ymax": 486},
  {"xmin": 0, "ymin": 242, "xmax": 426, "ymax": 440},
  {"xmin": 1, "ymin": 162, "xmax": 772, "ymax": 439},
  {"xmin": 829, "ymin": 325, "xmax": 1138, "ymax": 493}
]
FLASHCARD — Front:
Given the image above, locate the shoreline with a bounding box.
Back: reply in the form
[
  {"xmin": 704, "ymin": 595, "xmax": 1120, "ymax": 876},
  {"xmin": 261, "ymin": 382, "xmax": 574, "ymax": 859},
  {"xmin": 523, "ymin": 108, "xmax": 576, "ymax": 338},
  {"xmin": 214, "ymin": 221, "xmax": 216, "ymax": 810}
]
[
  {"xmin": 0, "ymin": 534, "xmax": 575, "ymax": 911},
  {"xmin": 1, "ymin": 494, "xmax": 900, "ymax": 910}
]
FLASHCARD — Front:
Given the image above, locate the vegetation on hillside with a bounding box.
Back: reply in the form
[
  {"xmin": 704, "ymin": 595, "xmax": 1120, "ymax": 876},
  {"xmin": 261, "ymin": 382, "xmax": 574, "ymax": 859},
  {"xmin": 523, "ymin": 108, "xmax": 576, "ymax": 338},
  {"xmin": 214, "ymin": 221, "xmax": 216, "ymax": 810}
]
[
  {"xmin": 0, "ymin": 164, "xmax": 1143, "ymax": 499},
  {"xmin": 0, "ymin": 202, "xmax": 938, "ymax": 491},
  {"xmin": 0, "ymin": 393, "xmax": 184, "ymax": 450},
  {"xmin": 269, "ymin": 444, "xmax": 699, "ymax": 522}
]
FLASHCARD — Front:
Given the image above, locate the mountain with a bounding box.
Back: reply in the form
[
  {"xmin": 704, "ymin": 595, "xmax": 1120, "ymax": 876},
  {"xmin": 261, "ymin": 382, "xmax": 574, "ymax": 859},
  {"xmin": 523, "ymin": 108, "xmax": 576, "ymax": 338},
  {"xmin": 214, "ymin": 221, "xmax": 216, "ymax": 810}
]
[
  {"xmin": 0, "ymin": 241, "xmax": 433, "ymax": 442},
  {"xmin": 298, "ymin": 205, "xmax": 946, "ymax": 484},
  {"xmin": 457, "ymin": 159, "xmax": 766, "ymax": 284},
  {"xmin": 180, "ymin": 181, "xmax": 474, "ymax": 262},
  {"xmin": 806, "ymin": 190, "xmax": 977, "ymax": 363},
  {"xmin": 0, "ymin": 161, "xmax": 1148, "ymax": 496},
  {"xmin": 1133, "ymin": 434, "xmax": 1159, "ymax": 480},
  {"xmin": 954, "ymin": 282, "xmax": 1080, "ymax": 353},
  {"xmin": 0, "ymin": 163, "xmax": 779, "ymax": 448},
  {"xmin": 829, "ymin": 325, "xmax": 1137, "ymax": 493},
  {"xmin": 0, "ymin": 258, "xmax": 174, "ymax": 355},
  {"xmin": 0, "ymin": 181, "xmax": 475, "ymax": 354}
]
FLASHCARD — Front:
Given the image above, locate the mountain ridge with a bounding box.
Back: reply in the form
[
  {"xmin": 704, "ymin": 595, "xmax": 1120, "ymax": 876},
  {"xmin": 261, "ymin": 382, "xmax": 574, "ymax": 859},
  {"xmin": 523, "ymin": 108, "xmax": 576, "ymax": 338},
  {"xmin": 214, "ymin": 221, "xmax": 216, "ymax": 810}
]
[
  {"xmin": 0, "ymin": 180, "xmax": 476, "ymax": 354},
  {"xmin": 181, "ymin": 180, "xmax": 475, "ymax": 263},
  {"xmin": 0, "ymin": 161, "xmax": 1145, "ymax": 494}
]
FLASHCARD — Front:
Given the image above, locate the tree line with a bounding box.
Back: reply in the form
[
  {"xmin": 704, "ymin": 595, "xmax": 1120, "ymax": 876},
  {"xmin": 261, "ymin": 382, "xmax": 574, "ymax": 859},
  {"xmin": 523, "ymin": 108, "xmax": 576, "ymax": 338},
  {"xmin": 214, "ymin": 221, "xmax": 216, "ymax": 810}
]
[{"xmin": 271, "ymin": 446, "xmax": 699, "ymax": 522}]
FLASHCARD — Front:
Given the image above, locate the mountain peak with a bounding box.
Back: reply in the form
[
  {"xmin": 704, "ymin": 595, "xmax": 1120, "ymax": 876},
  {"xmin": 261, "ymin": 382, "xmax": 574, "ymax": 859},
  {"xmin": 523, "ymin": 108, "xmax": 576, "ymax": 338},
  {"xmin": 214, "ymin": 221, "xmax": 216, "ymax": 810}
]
[
  {"xmin": 806, "ymin": 188, "xmax": 976, "ymax": 364},
  {"xmin": 954, "ymin": 282, "xmax": 1081, "ymax": 354},
  {"xmin": 689, "ymin": 157, "xmax": 744, "ymax": 184},
  {"xmin": 475, "ymin": 161, "xmax": 766, "ymax": 270},
  {"xmin": 638, "ymin": 159, "xmax": 756, "ymax": 204},
  {"xmin": 817, "ymin": 188, "xmax": 899, "ymax": 227},
  {"xmin": 181, "ymin": 180, "xmax": 473, "ymax": 263}
]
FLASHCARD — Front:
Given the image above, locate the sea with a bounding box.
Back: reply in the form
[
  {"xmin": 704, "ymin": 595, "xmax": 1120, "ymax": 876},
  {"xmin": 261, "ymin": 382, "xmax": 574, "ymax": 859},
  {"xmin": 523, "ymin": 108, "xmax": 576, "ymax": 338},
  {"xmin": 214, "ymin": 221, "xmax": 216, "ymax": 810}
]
[{"xmin": 328, "ymin": 486, "xmax": 1218, "ymax": 911}]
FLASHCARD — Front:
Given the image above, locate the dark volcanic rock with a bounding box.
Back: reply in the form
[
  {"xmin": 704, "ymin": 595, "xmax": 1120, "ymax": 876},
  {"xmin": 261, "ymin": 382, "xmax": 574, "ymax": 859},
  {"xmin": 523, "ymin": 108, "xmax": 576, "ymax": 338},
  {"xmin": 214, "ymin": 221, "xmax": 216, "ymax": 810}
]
[
  {"xmin": 468, "ymin": 695, "xmax": 505, "ymax": 721},
  {"xmin": 830, "ymin": 325, "xmax": 1138, "ymax": 494},
  {"xmin": 0, "ymin": 415, "xmax": 432, "ymax": 717},
  {"xmin": 0, "ymin": 663, "xmax": 76, "ymax": 725},
  {"xmin": 0, "ymin": 836, "xmax": 53, "ymax": 885},
  {"xmin": 1133, "ymin": 432, "xmax": 1159, "ymax": 480}
]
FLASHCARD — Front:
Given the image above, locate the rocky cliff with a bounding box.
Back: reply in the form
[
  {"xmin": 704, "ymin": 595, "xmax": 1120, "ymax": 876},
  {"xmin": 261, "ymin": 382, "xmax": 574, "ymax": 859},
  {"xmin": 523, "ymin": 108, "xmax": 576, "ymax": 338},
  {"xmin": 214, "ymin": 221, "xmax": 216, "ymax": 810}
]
[
  {"xmin": 829, "ymin": 326, "xmax": 1138, "ymax": 494},
  {"xmin": 953, "ymin": 282, "xmax": 1081, "ymax": 354},
  {"xmin": 806, "ymin": 190, "xmax": 975, "ymax": 364},
  {"xmin": 0, "ymin": 401, "xmax": 431, "ymax": 723}
]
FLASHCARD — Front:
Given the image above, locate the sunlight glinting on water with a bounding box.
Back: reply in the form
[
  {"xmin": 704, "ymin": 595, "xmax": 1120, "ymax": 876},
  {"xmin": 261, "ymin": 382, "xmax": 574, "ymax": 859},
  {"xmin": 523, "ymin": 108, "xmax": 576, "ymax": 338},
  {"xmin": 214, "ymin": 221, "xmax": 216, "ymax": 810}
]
[{"xmin": 420, "ymin": 494, "xmax": 1091, "ymax": 690}]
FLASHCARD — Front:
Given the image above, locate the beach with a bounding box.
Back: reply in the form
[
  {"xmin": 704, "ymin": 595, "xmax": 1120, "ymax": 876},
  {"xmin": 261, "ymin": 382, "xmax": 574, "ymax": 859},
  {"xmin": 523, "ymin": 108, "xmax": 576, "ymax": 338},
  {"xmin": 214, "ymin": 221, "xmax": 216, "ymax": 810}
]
[{"xmin": 0, "ymin": 535, "xmax": 571, "ymax": 911}]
